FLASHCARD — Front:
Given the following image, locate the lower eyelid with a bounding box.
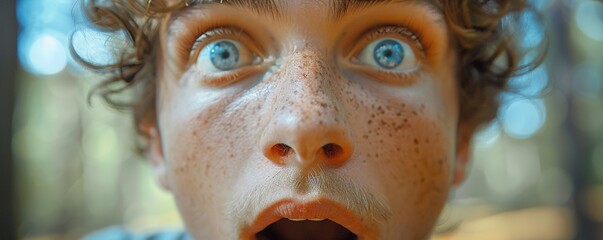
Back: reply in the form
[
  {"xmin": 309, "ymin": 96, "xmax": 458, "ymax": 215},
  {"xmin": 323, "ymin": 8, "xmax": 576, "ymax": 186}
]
[
  {"xmin": 356, "ymin": 66, "xmax": 421, "ymax": 87},
  {"xmin": 196, "ymin": 63, "xmax": 268, "ymax": 87}
]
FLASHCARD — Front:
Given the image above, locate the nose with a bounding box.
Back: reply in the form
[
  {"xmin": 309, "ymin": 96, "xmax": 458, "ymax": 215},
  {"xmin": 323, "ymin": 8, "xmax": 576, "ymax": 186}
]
[{"xmin": 260, "ymin": 50, "xmax": 354, "ymax": 168}]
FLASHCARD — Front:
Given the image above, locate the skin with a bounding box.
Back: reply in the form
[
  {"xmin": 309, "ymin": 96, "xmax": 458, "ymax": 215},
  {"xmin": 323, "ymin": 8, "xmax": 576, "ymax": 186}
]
[{"xmin": 147, "ymin": 0, "xmax": 471, "ymax": 239}]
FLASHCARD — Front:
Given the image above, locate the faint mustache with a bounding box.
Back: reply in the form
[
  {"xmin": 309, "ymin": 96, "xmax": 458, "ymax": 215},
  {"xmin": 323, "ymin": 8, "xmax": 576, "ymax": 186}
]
[{"xmin": 225, "ymin": 167, "xmax": 392, "ymax": 226}]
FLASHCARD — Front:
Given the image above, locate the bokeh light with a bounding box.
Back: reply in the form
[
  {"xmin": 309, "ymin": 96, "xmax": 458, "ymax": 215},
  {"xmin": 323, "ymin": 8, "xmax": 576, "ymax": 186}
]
[
  {"xmin": 17, "ymin": 0, "xmax": 80, "ymax": 76},
  {"xmin": 22, "ymin": 32, "xmax": 68, "ymax": 75},
  {"xmin": 576, "ymin": 0, "xmax": 603, "ymax": 41},
  {"xmin": 500, "ymin": 98, "xmax": 547, "ymax": 139}
]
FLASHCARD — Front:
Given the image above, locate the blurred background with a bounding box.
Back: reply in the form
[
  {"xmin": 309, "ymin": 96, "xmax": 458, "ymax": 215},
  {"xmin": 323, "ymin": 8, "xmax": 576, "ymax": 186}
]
[{"xmin": 0, "ymin": 0, "xmax": 602, "ymax": 239}]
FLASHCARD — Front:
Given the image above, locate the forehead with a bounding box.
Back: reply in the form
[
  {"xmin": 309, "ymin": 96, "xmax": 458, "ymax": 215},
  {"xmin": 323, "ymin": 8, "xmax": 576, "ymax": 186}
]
[{"xmin": 180, "ymin": 0, "xmax": 441, "ymax": 19}]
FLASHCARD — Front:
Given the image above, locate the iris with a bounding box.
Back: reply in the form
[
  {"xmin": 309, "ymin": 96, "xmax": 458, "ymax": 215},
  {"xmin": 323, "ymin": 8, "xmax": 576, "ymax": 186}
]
[
  {"xmin": 210, "ymin": 41, "xmax": 239, "ymax": 70},
  {"xmin": 373, "ymin": 39, "xmax": 404, "ymax": 69}
]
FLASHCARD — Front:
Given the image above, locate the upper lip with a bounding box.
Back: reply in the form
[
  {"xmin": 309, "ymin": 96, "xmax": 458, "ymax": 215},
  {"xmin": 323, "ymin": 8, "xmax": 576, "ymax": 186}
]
[{"xmin": 242, "ymin": 198, "xmax": 373, "ymax": 240}]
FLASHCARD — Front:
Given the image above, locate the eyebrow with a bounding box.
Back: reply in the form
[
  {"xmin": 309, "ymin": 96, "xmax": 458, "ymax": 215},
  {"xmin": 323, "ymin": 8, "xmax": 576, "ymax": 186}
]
[
  {"xmin": 190, "ymin": 0, "xmax": 281, "ymax": 18},
  {"xmin": 330, "ymin": 0, "xmax": 439, "ymax": 20},
  {"xmin": 188, "ymin": 0, "xmax": 440, "ymax": 20}
]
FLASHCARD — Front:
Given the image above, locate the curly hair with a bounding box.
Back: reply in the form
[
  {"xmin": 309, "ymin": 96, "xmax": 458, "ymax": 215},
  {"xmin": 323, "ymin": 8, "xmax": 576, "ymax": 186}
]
[{"xmin": 72, "ymin": 0, "xmax": 544, "ymax": 142}]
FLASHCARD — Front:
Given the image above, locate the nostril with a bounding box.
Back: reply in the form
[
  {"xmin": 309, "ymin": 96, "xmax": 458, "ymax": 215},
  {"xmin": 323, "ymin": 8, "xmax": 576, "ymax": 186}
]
[
  {"xmin": 322, "ymin": 143, "xmax": 343, "ymax": 158},
  {"xmin": 272, "ymin": 143, "xmax": 292, "ymax": 157}
]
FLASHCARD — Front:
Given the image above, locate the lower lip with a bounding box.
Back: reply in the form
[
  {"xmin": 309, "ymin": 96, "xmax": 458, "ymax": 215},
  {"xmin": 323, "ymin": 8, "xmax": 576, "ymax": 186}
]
[{"xmin": 243, "ymin": 198, "xmax": 372, "ymax": 240}]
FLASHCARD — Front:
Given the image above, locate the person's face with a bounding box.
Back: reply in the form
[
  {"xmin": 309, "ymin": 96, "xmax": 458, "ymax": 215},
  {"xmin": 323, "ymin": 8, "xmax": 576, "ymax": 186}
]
[{"xmin": 149, "ymin": 0, "xmax": 470, "ymax": 239}]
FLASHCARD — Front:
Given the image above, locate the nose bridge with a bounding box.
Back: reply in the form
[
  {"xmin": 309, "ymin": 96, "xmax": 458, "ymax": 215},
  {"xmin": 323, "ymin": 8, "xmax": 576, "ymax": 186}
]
[{"xmin": 260, "ymin": 47, "xmax": 354, "ymax": 168}]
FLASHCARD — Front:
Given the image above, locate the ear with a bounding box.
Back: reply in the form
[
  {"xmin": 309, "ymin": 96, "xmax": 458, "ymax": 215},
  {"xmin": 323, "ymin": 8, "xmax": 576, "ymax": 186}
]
[
  {"xmin": 144, "ymin": 124, "xmax": 172, "ymax": 192},
  {"xmin": 453, "ymin": 123, "xmax": 473, "ymax": 186}
]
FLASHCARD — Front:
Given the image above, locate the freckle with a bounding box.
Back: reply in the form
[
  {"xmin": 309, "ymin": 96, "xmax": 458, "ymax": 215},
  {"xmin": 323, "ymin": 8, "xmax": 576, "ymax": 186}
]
[
  {"xmin": 320, "ymin": 103, "xmax": 327, "ymax": 108},
  {"xmin": 368, "ymin": 120, "xmax": 372, "ymax": 125},
  {"xmin": 420, "ymin": 177, "xmax": 425, "ymax": 183},
  {"xmin": 192, "ymin": 131, "xmax": 197, "ymax": 137},
  {"xmin": 414, "ymin": 138, "xmax": 419, "ymax": 145},
  {"xmin": 363, "ymin": 134, "xmax": 368, "ymax": 139},
  {"xmin": 403, "ymin": 118, "xmax": 408, "ymax": 123},
  {"xmin": 411, "ymin": 110, "xmax": 417, "ymax": 116},
  {"xmin": 415, "ymin": 147, "xmax": 420, "ymax": 153},
  {"xmin": 375, "ymin": 153, "xmax": 379, "ymax": 158}
]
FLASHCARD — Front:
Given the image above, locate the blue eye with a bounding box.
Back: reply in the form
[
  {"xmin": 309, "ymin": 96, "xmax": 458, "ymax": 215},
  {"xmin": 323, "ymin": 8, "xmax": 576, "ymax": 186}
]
[
  {"xmin": 356, "ymin": 37, "xmax": 417, "ymax": 72},
  {"xmin": 196, "ymin": 39, "xmax": 256, "ymax": 73},
  {"xmin": 373, "ymin": 39, "xmax": 404, "ymax": 69},
  {"xmin": 210, "ymin": 41, "xmax": 239, "ymax": 70}
]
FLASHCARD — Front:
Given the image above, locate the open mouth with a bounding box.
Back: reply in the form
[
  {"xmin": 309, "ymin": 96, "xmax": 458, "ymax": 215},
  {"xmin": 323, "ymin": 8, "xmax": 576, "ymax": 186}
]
[
  {"xmin": 256, "ymin": 218, "xmax": 357, "ymax": 240},
  {"xmin": 242, "ymin": 199, "xmax": 372, "ymax": 240}
]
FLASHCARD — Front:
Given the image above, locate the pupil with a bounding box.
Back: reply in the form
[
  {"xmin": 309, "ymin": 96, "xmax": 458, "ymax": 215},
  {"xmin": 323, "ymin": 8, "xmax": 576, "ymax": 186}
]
[
  {"xmin": 384, "ymin": 50, "xmax": 392, "ymax": 57},
  {"xmin": 221, "ymin": 51, "xmax": 230, "ymax": 59}
]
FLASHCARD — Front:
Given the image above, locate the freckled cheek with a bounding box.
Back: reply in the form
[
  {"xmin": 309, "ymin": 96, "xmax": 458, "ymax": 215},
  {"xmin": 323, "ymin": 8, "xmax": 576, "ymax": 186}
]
[
  {"xmin": 162, "ymin": 102, "xmax": 260, "ymax": 205},
  {"xmin": 165, "ymin": 129, "xmax": 228, "ymax": 207},
  {"xmin": 356, "ymin": 104, "xmax": 452, "ymax": 203}
]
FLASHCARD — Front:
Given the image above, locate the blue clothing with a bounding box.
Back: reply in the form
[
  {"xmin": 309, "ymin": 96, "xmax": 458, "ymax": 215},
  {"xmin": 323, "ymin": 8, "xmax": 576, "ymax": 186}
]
[{"xmin": 84, "ymin": 227, "xmax": 191, "ymax": 240}]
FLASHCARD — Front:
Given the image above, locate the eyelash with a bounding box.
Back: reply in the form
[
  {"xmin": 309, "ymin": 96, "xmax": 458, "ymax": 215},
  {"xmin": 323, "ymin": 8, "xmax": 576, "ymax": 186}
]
[
  {"xmin": 186, "ymin": 27, "xmax": 252, "ymax": 66},
  {"xmin": 365, "ymin": 25, "xmax": 425, "ymax": 52}
]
